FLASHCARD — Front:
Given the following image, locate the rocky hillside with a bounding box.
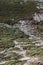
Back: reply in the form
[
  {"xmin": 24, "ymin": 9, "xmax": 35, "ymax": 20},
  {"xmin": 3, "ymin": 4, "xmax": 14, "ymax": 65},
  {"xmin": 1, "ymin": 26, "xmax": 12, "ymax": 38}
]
[{"xmin": 0, "ymin": 0, "xmax": 43, "ymax": 65}]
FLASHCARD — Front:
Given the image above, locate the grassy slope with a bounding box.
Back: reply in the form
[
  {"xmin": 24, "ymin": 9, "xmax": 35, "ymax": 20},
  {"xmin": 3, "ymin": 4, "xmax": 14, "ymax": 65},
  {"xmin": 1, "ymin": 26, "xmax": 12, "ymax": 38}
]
[
  {"xmin": 0, "ymin": 27, "xmax": 29, "ymax": 48},
  {"xmin": 0, "ymin": 0, "xmax": 38, "ymax": 24}
]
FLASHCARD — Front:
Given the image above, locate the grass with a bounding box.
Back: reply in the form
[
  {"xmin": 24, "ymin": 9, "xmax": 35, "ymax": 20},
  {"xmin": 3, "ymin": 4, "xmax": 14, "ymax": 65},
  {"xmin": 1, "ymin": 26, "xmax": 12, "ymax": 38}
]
[
  {"xmin": 4, "ymin": 53, "xmax": 22, "ymax": 60},
  {"xmin": 26, "ymin": 46, "xmax": 43, "ymax": 58},
  {"xmin": 31, "ymin": 62, "xmax": 43, "ymax": 65},
  {"xmin": 30, "ymin": 62, "xmax": 38, "ymax": 65},
  {"xmin": 0, "ymin": 26, "xmax": 43, "ymax": 65},
  {"xmin": 0, "ymin": 26, "xmax": 29, "ymax": 48},
  {"xmin": 5, "ymin": 60, "xmax": 26, "ymax": 65},
  {"xmin": 0, "ymin": 52, "xmax": 22, "ymax": 62},
  {"xmin": 16, "ymin": 38, "xmax": 30, "ymax": 42}
]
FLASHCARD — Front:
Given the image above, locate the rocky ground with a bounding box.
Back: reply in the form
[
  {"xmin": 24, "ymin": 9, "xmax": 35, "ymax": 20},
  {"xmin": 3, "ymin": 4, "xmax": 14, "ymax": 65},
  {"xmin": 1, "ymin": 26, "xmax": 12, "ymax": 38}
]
[{"xmin": 0, "ymin": 20, "xmax": 43, "ymax": 65}]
